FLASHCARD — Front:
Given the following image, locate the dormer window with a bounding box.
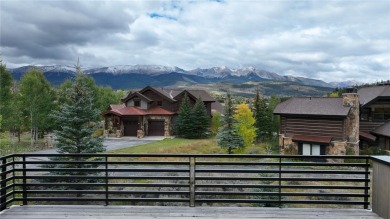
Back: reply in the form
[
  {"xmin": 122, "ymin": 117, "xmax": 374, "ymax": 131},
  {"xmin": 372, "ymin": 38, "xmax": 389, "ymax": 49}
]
[
  {"xmin": 134, "ymin": 100, "xmax": 140, "ymax": 107},
  {"xmin": 157, "ymin": 101, "xmax": 162, "ymax": 106}
]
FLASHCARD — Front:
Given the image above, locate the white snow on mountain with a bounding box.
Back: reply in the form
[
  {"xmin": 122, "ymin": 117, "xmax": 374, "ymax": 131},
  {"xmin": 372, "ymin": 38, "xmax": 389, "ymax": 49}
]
[
  {"xmin": 35, "ymin": 65, "xmax": 76, "ymax": 73},
  {"xmin": 8, "ymin": 64, "xmax": 362, "ymax": 87},
  {"xmin": 85, "ymin": 65, "xmax": 186, "ymax": 75}
]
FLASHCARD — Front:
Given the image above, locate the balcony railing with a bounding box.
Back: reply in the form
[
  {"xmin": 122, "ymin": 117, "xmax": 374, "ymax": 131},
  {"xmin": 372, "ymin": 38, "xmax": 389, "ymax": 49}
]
[{"xmin": 1, "ymin": 154, "xmax": 376, "ymax": 211}]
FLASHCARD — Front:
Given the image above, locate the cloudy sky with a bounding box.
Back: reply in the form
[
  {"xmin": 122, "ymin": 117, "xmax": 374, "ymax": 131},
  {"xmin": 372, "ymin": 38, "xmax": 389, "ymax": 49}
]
[{"xmin": 1, "ymin": 0, "xmax": 389, "ymax": 83}]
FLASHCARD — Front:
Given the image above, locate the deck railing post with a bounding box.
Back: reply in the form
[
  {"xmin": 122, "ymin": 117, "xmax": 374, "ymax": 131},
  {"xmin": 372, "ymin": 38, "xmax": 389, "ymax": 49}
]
[
  {"xmin": 22, "ymin": 155, "xmax": 27, "ymax": 206},
  {"xmin": 189, "ymin": 156, "xmax": 196, "ymax": 207},
  {"xmin": 12, "ymin": 156, "xmax": 15, "ymax": 202},
  {"xmin": 0, "ymin": 157, "xmax": 7, "ymax": 211},
  {"xmin": 371, "ymin": 156, "xmax": 390, "ymax": 219},
  {"xmin": 364, "ymin": 157, "xmax": 369, "ymax": 209},
  {"xmin": 105, "ymin": 155, "xmax": 109, "ymax": 206},
  {"xmin": 278, "ymin": 157, "xmax": 282, "ymax": 208}
]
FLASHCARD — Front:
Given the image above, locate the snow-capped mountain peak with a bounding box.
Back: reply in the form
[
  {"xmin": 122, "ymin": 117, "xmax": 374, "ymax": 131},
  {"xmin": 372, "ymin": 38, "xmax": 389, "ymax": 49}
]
[
  {"xmin": 85, "ymin": 65, "xmax": 186, "ymax": 75},
  {"xmin": 7, "ymin": 64, "xmax": 362, "ymax": 88}
]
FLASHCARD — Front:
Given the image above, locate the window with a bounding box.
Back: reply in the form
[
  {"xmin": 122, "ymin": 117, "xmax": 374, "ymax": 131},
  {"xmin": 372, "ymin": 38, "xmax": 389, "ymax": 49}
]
[
  {"xmin": 372, "ymin": 107, "xmax": 390, "ymax": 121},
  {"xmin": 298, "ymin": 143, "xmax": 326, "ymax": 155},
  {"xmin": 157, "ymin": 101, "xmax": 162, "ymax": 106},
  {"xmin": 360, "ymin": 108, "xmax": 369, "ymax": 121},
  {"xmin": 134, "ymin": 100, "xmax": 140, "ymax": 107}
]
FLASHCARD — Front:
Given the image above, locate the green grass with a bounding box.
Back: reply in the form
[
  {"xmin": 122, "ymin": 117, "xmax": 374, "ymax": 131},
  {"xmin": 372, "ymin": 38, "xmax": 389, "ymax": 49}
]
[
  {"xmin": 110, "ymin": 138, "xmax": 224, "ymax": 154},
  {"xmin": 110, "ymin": 137, "xmax": 278, "ymax": 155},
  {"xmin": 0, "ymin": 132, "xmax": 47, "ymax": 156}
]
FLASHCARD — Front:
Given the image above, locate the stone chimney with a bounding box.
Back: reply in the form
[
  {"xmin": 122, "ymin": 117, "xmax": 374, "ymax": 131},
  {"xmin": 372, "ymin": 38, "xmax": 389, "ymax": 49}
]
[{"xmin": 342, "ymin": 92, "xmax": 360, "ymax": 155}]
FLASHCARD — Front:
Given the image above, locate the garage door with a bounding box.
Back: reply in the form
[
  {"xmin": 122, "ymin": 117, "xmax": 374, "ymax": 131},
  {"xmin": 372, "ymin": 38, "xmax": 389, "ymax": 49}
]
[
  {"xmin": 123, "ymin": 120, "xmax": 138, "ymax": 136},
  {"xmin": 148, "ymin": 120, "xmax": 165, "ymax": 136}
]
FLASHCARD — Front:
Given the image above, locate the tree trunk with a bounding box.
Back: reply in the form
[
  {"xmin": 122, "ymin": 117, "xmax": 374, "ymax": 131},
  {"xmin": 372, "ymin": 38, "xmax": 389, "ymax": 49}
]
[
  {"xmin": 17, "ymin": 129, "xmax": 21, "ymax": 142},
  {"xmin": 35, "ymin": 127, "xmax": 38, "ymax": 142},
  {"xmin": 30, "ymin": 128, "xmax": 34, "ymax": 147},
  {"xmin": 228, "ymin": 147, "xmax": 232, "ymax": 154},
  {"xmin": 30, "ymin": 112, "xmax": 34, "ymax": 146}
]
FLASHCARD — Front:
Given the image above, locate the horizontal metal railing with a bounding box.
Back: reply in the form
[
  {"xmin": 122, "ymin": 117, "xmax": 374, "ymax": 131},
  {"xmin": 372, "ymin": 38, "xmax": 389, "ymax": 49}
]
[{"xmin": 0, "ymin": 154, "xmax": 371, "ymax": 211}]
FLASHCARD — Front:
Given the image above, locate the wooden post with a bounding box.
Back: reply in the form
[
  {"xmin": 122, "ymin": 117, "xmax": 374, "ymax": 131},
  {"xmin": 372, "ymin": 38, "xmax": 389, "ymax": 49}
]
[
  {"xmin": 189, "ymin": 157, "xmax": 196, "ymax": 207},
  {"xmin": 364, "ymin": 158, "xmax": 369, "ymax": 209},
  {"xmin": 0, "ymin": 158, "xmax": 6, "ymax": 211},
  {"xmin": 105, "ymin": 156, "xmax": 109, "ymax": 206},
  {"xmin": 371, "ymin": 156, "xmax": 390, "ymax": 219},
  {"xmin": 22, "ymin": 156, "xmax": 27, "ymax": 206},
  {"xmin": 278, "ymin": 157, "xmax": 282, "ymax": 208}
]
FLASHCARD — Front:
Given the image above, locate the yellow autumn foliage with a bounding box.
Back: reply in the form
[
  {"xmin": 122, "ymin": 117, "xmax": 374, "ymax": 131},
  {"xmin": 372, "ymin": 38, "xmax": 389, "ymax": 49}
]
[{"xmin": 233, "ymin": 103, "xmax": 256, "ymax": 147}]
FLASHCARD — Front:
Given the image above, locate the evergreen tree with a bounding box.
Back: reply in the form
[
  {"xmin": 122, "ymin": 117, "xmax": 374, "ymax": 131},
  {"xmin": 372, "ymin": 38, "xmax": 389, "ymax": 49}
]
[
  {"xmin": 46, "ymin": 64, "xmax": 105, "ymax": 188},
  {"xmin": 189, "ymin": 97, "xmax": 210, "ymax": 138},
  {"xmin": 234, "ymin": 103, "xmax": 256, "ymax": 147},
  {"xmin": 175, "ymin": 93, "xmax": 193, "ymax": 138},
  {"xmin": 268, "ymin": 95, "xmax": 281, "ymax": 135},
  {"xmin": 253, "ymin": 89, "xmax": 271, "ymax": 142},
  {"xmin": 51, "ymin": 72, "xmax": 105, "ymax": 155},
  {"xmin": 216, "ymin": 93, "xmax": 244, "ymax": 154}
]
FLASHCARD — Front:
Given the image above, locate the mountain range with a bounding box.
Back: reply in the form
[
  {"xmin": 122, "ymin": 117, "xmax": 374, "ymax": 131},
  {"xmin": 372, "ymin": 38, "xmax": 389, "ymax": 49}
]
[{"xmin": 7, "ymin": 65, "xmax": 359, "ymax": 89}]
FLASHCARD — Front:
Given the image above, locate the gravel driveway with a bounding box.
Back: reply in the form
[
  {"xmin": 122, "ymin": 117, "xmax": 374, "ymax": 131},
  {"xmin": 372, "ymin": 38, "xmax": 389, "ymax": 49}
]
[{"xmin": 28, "ymin": 136, "xmax": 167, "ymax": 154}]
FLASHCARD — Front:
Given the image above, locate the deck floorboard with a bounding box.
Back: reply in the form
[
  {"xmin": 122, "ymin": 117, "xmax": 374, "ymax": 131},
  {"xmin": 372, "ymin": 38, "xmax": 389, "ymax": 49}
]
[{"xmin": 0, "ymin": 205, "xmax": 382, "ymax": 219}]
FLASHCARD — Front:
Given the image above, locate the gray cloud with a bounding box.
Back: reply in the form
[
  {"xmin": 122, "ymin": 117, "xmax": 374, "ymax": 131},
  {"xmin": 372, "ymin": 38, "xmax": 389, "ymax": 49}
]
[{"xmin": 1, "ymin": 0, "xmax": 389, "ymax": 83}]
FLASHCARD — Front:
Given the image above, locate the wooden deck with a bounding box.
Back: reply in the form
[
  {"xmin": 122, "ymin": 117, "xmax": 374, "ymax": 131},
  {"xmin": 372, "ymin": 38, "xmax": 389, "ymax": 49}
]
[{"xmin": 0, "ymin": 205, "xmax": 382, "ymax": 219}]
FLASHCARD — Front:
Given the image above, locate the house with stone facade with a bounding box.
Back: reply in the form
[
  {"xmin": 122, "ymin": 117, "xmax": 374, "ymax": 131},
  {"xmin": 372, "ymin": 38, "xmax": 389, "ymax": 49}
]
[
  {"xmin": 102, "ymin": 86, "xmax": 215, "ymax": 138},
  {"xmin": 358, "ymin": 85, "xmax": 390, "ymax": 151},
  {"xmin": 274, "ymin": 85, "xmax": 390, "ymax": 156},
  {"xmin": 273, "ymin": 92, "xmax": 360, "ymax": 156}
]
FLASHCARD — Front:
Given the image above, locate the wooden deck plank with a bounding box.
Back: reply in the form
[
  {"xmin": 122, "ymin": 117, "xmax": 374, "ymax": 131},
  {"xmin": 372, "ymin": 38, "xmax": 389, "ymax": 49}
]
[{"xmin": 0, "ymin": 205, "xmax": 382, "ymax": 219}]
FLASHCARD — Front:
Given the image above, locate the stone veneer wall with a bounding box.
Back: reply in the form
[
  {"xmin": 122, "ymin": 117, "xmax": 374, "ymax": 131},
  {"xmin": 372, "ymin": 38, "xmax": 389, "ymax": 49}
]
[
  {"xmin": 144, "ymin": 115, "xmax": 172, "ymax": 137},
  {"xmin": 279, "ymin": 134, "xmax": 348, "ymax": 162},
  {"xmin": 342, "ymin": 93, "xmax": 360, "ymax": 155},
  {"xmin": 279, "ymin": 135, "xmax": 292, "ymax": 154}
]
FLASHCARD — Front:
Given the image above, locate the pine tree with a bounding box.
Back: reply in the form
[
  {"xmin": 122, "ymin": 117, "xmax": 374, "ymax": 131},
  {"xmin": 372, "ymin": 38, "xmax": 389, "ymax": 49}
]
[
  {"xmin": 268, "ymin": 95, "xmax": 281, "ymax": 135},
  {"xmin": 189, "ymin": 97, "xmax": 210, "ymax": 138},
  {"xmin": 52, "ymin": 73, "xmax": 104, "ymax": 155},
  {"xmin": 175, "ymin": 93, "xmax": 193, "ymax": 138},
  {"xmin": 253, "ymin": 88, "xmax": 271, "ymax": 142},
  {"xmin": 46, "ymin": 64, "xmax": 105, "ymax": 187},
  {"xmin": 216, "ymin": 93, "xmax": 244, "ymax": 154}
]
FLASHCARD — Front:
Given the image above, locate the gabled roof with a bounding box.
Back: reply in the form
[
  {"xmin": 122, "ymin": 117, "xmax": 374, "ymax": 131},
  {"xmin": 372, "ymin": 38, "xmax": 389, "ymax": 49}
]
[
  {"xmin": 121, "ymin": 91, "xmax": 153, "ymax": 103},
  {"xmin": 292, "ymin": 134, "xmax": 332, "ymax": 144},
  {"xmin": 358, "ymin": 85, "xmax": 390, "ymax": 107},
  {"xmin": 273, "ymin": 97, "xmax": 350, "ymax": 117},
  {"xmin": 371, "ymin": 121, "xmax": 390, "ymax": 137},
  {"xmin": 145, "ymin": 107, "xmax": 175, "ymax": 115},
  {"xmin": 102, "ymin": 105, "xmax": 175, "ymax": 116},
  {"xmin": 139, "ymin": 86, "xmax": 177, "ymax": 102},
  {"xmin": 359, "ymin": 131, "xmax": 377, "ymax": 142},
  {"xmin": 174, "ymin": 90, "xmax": 215, "ymax": 102},
  {"xmin": 103, "ymin": 105, "xmax": 146, "ymax": 116},
  {"xmin": 108, "ymin": 104, "xmax": 125, "ymax": 111}
]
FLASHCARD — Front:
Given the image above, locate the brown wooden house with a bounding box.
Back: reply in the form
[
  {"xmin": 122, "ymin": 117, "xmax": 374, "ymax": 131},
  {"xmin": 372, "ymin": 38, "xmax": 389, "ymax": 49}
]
[
  {"xmin": 102, "ymin": 86, "xmax": 215, "ymax": 138},
  {"xmin": 358, "ymin": 85, "xmax": 390, "ymax": 151},
  {"xmin": 273, "ymin": 93, "xmax": 360, "ymax": 156}
]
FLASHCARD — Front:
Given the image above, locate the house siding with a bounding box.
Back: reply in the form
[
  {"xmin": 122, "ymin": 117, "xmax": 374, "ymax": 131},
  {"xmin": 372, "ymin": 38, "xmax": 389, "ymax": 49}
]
[
  {"xmin": 103, "ymin": 86, "xmax": 216, "ymax": 138},
  {"xmin": 126, "ymin": 99, "xmax": 148, "ymax": 109},
  {"xmin": 280, "ymin": 116, "xmax": 345, "ymax": 141},
  {"xmin": 142, "ymin": 90, "xmax": 175, "ymax": 112}
]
